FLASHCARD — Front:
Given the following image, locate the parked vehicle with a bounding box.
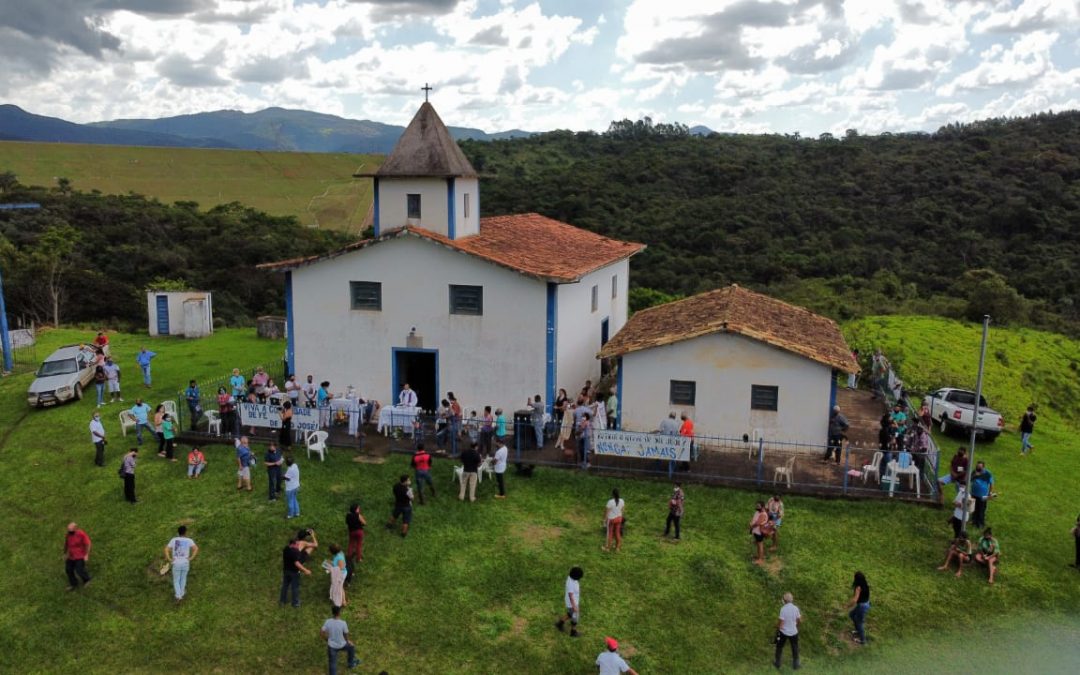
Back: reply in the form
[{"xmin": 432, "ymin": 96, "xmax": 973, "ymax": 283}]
[
  {"xmin": 26, "ymin": 344, "xmax": 104, "ymax": 407},
  {"xmin": 923, "ymin": 388, "xmax": 1004, "ymax": 441}
]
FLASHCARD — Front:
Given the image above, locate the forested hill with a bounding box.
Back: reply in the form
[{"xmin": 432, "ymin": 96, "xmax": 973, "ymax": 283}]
[{"xmin": 461, "ymin": 112, "xmax": 1080, "ymax": 332}]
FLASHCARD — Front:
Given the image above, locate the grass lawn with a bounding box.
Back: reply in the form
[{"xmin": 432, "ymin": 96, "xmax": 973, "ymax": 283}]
[{"xmin": 0, "ymin": 323, "xmax": 1078, "ymax": 674}]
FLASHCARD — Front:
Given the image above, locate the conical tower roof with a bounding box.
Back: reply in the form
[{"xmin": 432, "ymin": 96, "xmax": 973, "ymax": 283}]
[{"xmin": 374, "ymin": 102, "xmax": 477, "ymax": 178}]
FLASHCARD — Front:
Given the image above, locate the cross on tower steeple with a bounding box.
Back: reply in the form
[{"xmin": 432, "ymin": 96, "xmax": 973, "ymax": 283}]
[{"xmin": 421, "ymin": 83, "xmax": 433, "ymax": 102}]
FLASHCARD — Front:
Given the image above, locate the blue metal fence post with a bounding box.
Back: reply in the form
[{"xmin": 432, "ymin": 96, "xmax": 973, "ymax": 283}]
[
  {"xmin": 668, "ymin": 460, "xmax": 674, "ymax": 479},
  {"xmin": 515, "ymin": 416, "xmax": 522, "ymax": 460},
  {"xmin": 756, "ymin": 438, "xmax": 764, "ymax": 486}
]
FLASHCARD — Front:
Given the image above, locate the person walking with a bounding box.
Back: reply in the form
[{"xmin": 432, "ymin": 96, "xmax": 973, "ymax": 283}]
[
  {"xmin": 64, "ymin": 522, "xmax": 92, "ymax": 590},
  {"xmin": 596, "ymin": 637, "xmax": 638, "ymax": 675},
  {"xmin": 89, "ymin": 411, "xmax": 107, "ymax": 467},
  {"xmin": 136, "ymin": 347, "xmax": 157, "ymax": 388},
  {"xmin": 184, "ymin": 380, "xmax": 202, "ymax": 431},
  {"xmin": 160, "ymin": 413, "xmax": 177, "ymax": 461},
  {"xmin": 120, "ymin": 448, "xmax": 138, "ymax": 503},
  {"xmin": 164, "ymin": 525, "xmax": 198, "ymax": 602},
  {"xmin": 970, "ymin": 461, "xmax": 995, "ymax": 529},
  {"xmin": 129, "ymin": 398, "xmax": 154, "ymax": 446},
  {"xmin": 845, "ymin": 571, "xmax": 871, "ymax": 645},
  {"xmin": 322, "ymin": 604, "xmax": 360, "ymax": 674},
  {"xmin": 345, "ymin": 503, "xmax": 366, "ymax": 583},
  {"xmin": 411, "ymin": 443, "xmax": 435, "ymax": 505},
  {"xmin": 187, "ymin": 446, "xmax": 207, "ymax": 478},
  {"xmin": 554, "ymin": 566, "xmax": 584, "ymax": 638},
  {"xmin": 387, "ymin": 475, "xmax": 412, "ymax": 538},
  {"xmin": 284, "ymin": 457, "xmax": 301, "ymax": 519},
  {"xmin": 459, "ymin": 443, "xmax": 481, "ymax": 503},
  {"xmin": 264, "ymin": 442, "xmax": 283, "ymax": 501},
  {"xmin": 103, "ymin": 356, "xmax": 122, "ymax": 403},
  {"xmin": 235, "ymin": 436, "xmax": 254, "ymax": 492},
  {"xmin": 603, "ymin": 489, "xmax": 625, "ymax": 553},
  {"xmin": 664, "ymin": 482, "xmax": 685, "ymax": 540},
  {"xmin": 773, "ymin": 592, "xmax": 802, "ymax": 670},
  {"xmin": 1019, "ymin": 405, "xmax": 1037, "ymax": 456},
  {"xmin": 280, "ymin": 536, "xmax": 312, "ymax": 608},
  {"xmin": 492, "ymin": 440, "xmax": 508, "ymax": 499}
]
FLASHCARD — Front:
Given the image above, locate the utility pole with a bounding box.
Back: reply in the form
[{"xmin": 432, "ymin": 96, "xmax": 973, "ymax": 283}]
[
  {"xmin": 0, "ymin": 263, "xmax": 12, "ymax": 373},
  {"xmin": 959, "ymin": 315, "xmax": 990, "ymax": 534}
]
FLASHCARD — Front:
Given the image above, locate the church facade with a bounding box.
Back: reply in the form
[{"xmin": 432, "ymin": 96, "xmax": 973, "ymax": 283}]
[{"xmin": 261, "ymin": 103, "xmax": 644, "ymax": 414}]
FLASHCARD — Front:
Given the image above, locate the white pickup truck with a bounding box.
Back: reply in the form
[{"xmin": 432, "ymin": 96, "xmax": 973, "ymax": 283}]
[{"xmin": 923, "ymin": 388, "xmax": 1004, "ymax": 442}]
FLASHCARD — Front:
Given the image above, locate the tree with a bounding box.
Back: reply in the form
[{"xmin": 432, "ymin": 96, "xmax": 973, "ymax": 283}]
[
  {"xmin": 0, "ymin": 171, "xmax": 17, "ymax": 194},
  {"xmin": 28, "ymin": 222, "xmax": 79, "ymax": 327},
  {"xmin": 953, "ymin": 269, "xmax": 1029, "ymax": 325},
  {"xmin": 56, "ymin": 177, "xmax": 73, "ymax": 195}
]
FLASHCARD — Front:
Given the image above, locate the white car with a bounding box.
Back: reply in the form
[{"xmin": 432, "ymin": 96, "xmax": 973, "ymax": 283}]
[
  {"xmin": 26, "ymin": 345, "xmax": 102, "ymax": 407},
  {"xmin": 923, "ymin": 388, "xmax": 1004, "ymax": 442}
]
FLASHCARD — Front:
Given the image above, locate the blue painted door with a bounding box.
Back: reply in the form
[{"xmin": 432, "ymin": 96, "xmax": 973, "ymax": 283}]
[
  {"xmin": 600, "ymin": 318, "xmax": 610, "ymax": 346},
  {"xmin": 156, "ymin": 295, "xmax": 170, "ymax": 335}
]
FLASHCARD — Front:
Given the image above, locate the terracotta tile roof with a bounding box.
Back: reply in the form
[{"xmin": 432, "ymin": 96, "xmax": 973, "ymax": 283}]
[
  {"xmin": 599, "ymin": 285, "xmax": 858, "ymax": 373},
  {"xmin": 257, "ymin": 213, "xmax": 645, "ymax": 282},
  {"xmin": 354, "ymin": 102, "xmax": 477, "ymax": 178}
]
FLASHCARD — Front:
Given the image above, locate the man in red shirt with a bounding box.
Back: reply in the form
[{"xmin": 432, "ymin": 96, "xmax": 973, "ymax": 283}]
[
  {"xmin": 679, "ymin": 413, "xmax": 696, "ymax": 461},
  {"xmin": 64, "ymin": 522, "xmax": 93, "ymax": 590},
  {"xmin": 411, "ymin": 443, "xmax": 435, "ymax": 504}
]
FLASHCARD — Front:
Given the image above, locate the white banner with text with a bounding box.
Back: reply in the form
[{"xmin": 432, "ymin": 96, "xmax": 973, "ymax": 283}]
[
  {"xmin": 591, "ymin": 430, "xmax": 692, "ymax": 462},
  {"xmin": 238, "ymin": 403, "xmax": 319, "ymax": 432}
]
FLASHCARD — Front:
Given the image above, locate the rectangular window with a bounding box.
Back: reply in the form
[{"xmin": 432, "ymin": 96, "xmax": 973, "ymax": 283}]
[
  {"xmin": 463, "ymin": 192, "xmax": 470, "ymax": 219},
  {"xmin": 449, "ymin": 284, "xmax": 483, "ymax": 315},
  {"xmin": 750, "ymin": 385, "xmax": 779, "ymax": 411},
  {"xmin": 407, "ymin": 193, "xmax": 421, "ymax": 219},
  {"xmin": 350, "ymin": 281, "xmax": 382, "ymax": 311},
  {"xmin": 591, "ymin": 284, "xmax": 598, "ymax": 312},
  {"xmin": 612, "ymin": 275, "xmax": 618, "ymax": 299},
  {"xmin": 669, "ymin": 380, "xmax": 696, "ymax": 406}
]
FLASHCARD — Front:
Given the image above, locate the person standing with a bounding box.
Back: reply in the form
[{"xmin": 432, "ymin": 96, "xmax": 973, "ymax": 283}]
[
  {"xmin": 603, "ymin": 489, "xmax": 625, "ymax": 553},
  {"xmin": 235, "ymin": 436, "xmax": 254, "ymax": 492},
  {"xmin": 664, "ymin": 482, "xmax": 685, "ymax": 540},
  {"xmin": 659, "ymin": 412, "xmax": 680, "ymax": 435},
  {"xmin": 679, "ymin": 413, "xmax": 696, "ymax": 460},
  {"xmin": 1020, "ymin": 405, "xmax": 1037, "ymax": 456},
  {"xmin": 824, "ymin": 406, "xmax": 849, "ymax": 463},
  {"xmin": 750, "ymin": 501, "xmax": 770, "ymax": 565},
  {"xmin": 554, "ymin": 566, "xmax": 584, "ymax": 638},
  {"xmin": 937, "ymin": 447, "xmax": 969, "ymax": 503},
  {"xmin": 847, "ymin": 349, "xmax": 860, "ymax": 389},
  {"xmin": 773, "ymin": 592, "xmax": 802, "ymax": 670},
  {"xmin": 120, "ymin": 448, "xmax": 138, "ymax": 503},
  {"xmin": 492, "ymin": 440, "xmax": 508, "ymax": 499},
  {"xmin": 184, "ymin": 380, "xmax": 202, "ymax": 431},
  {"xmin": 480, "ymin": 406, "xmax": 495, "ymax": 455},
  {"xmin": 128, "ymin": 398, "xmax": 153, "ymax": 446},
  {"xmin": 970, "ymin": 461, "xmax": 995, "ymax": 529},
  {"xmin": 459, "ymin": 443, "xmax": 481, "ymax": 503},
  {"xmin": 1071, "ymin": 514, "xmax": 1080, "ymax": 570},
  {"xmin": 596, "ymin": 637, "xmax": 638, "ymax": 675},
  {"xmin": 322, "ymin": 604, "xmax": 360, "ymax": 674},
  {"xmin": 153, "ymin": 404, "xmax": 166, "ymax": 455},
  {"xmin": 529, "ymin": 394, "xmax": 545, "ymax": 449},
  {"xmin": 325, "ymin": 543, "xmax": 348, "ymax": 609},
  {"xmin": 845, "ymin": 571, "xmax": 871, "ymax": 645},
  {"xmin": 264, "ymin": 442, "xmax": 283, "ymax": 501},
  {"xmin": 949, "ymin": 485, "xmax": 970, "ymax": 539},
  {"xmin": 187, "ymin": 446, "xmax": 207, "ymax": 478},
  {"xmin": 577, "ymin": 412, "xmax": 593, "ymax": 468},
  {"xmin": 345, "ymin": 503, "xmax": 367, "ymax": 581},
  {"xmin": 411, "ymin": 443, "xmax": 435, "ymax": 504},
  {"xmin": 160, "ymin": 414, "xmax": 177, "ymax": 462},
  {"xmin": 64, "ymin": 522, "xmax": 92, "ymax": 590},
  {"xmin": 103, "ymin": 356, "xmax": 122, "ymax": 403},
  {"xmin": 606, "ymin": 388, "xmax": 619, "ymax": 429},
  {"xmin": 136, "ymin": 347, "xmax": 157, "ymax": 388},
  {"xmin": 317, "ymin": 381, "xmax": 333, "ymax": 428},
  {"xmin": 164, "ymin": 525, "xmax": 198, "ymax": 602},
  {"xmin": 766, "ymin": 494, "xmax": 785, "ymax": 552},
  {"xmin": 494, "ymin": 407, "xmax": 507, "ymax": 443},
  {"xmin": 387, "ymin": 475, "xmax": 413, "ymax": 538},
  {"xmin": 280, "ymin": 536, "xmax": 312, "ymax": 608},
  {"xmin": 89, "ymin": 412, "xmax": 107, "ymax": 467},
  {"xmin": 398, "ymin": 382, "xmax": 418, "ymax": 408},
  {"xmin": 93, "ymin": 365, "xmax": 107, "ymax": 407},
  {"xmin": 284, "ymin": 457, "xmax": 301, "ymax": 518},
  {"xmin": 447, "ymin": 392, "xmax": 463, "ymax": 454},
  {"xmin": 280, "ymin": 400, "xmax": 294, "ymax": 449}
]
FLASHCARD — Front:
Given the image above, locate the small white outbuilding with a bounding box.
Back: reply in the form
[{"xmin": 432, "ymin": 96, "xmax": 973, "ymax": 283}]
[
  {"xmin": 600, "ymin": 285, "xmax": 858, "ymax": 445},
  {"xmin": 146, "ymin": 291, "xmax": 213, "ymax": 338}
]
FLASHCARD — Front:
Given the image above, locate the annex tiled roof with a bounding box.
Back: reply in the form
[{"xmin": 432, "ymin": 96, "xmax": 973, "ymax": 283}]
[
  {"xmin": 257, "ymin": 213, "xmax": 645, "ymax": 282},
  {"xmin": 599, "ymin": 284, "xmax": 858, "ymax": 373},
  {"xmin": 355, "ymin": 102, "xmax": 477, "ymax": 178}
]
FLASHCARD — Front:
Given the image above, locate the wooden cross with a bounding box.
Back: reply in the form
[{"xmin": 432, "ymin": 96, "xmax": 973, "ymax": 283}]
[{"xmin": 421, "ymin": 83, "xmax": 433, "ymax": 102}]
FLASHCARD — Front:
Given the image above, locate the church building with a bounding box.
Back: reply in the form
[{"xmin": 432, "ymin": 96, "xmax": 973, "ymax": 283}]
[{"xmin": 260, "ymin": 102, "xmax": 645, "ymax": 414}]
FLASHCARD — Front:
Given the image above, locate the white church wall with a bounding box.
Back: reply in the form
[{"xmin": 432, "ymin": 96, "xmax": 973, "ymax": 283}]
[
  {"xmin": 618, "ymin": 332, "xmax": 831, "ymax": 445},
  {"xmin": 291, "ymin": 236, "xmax": 547, "ymax": 415},
  {"xmin": 453, "ymin": 177, "xmax": 480, "ymax": 238},
  {"xmin": 378, "ymin": 178, "xmax": 450, "ymax": 235},
  {"xmin": 555, "ymin": 259, "xmax": 630, "ymax": 394}
]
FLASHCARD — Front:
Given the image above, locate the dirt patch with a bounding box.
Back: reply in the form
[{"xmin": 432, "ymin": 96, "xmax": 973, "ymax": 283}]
[
  {"xmin": 515, "ymin": 523, "xmax": 563, "ymax": 548},
  {"xmin": 760, "ymin": 556, "xmax": 785, "ymax": 577},
  {"xmin": 352, "ymin": 454, "xmax": 385, "ymax": 464},
  {"xmin": 496, "ymin": 616, "xmax": 528, "ymax": 642},
  {"xmin": 618, "ymin": 641, "xmax": 639, "ymax": 658}
]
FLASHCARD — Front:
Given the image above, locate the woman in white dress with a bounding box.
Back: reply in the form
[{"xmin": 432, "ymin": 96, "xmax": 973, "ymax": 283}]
[
  {"xmin": 345, "ymin": 386, "xmax": 360, "ymax": 437},
  {"xmin": 592, "ymin": 394, "xmax": 607, "ymax": 431}
]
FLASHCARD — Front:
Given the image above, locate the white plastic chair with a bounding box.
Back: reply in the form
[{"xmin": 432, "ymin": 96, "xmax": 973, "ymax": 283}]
[
  {"xmin": 862, "ymin": 451, "xmax": 883, "ymax": 484},
  {"xmin": 119, "ymin": 410, "xmax": 136, "ymax": 437},
  {"xmin": 773, "ymin": 455, "xmax": 795, "ymax": 488},
  {"xmin": 203, "ymin": 410, "xmax": 221, "ymax": 436},
  {"xmin": 478, "ymin": 457, "xmax": 495, "ymax": 484},
  {"xmin": 306, "ymin": 430, "xmax": 328, "ymax": 461},
  {"xmin": 160, "ymin": 400, "xmax": 179, "ymax": 419},
  {"xmin": 748, "ymin": 428, "xmax": 764, "ymax": 460},
  {"xmin": 453, "ymin": 465, "xmax": 464, "ymax": 485},
  {"xmin": 885, "ymin": 460, "xmax": 921, "ymax": 497}
]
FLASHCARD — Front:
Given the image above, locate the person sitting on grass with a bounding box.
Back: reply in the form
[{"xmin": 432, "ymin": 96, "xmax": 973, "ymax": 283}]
[
  {"xmin": 186, "ymin": 447, "xmax": 206, "ymax": 479},
  {"xmin": 974, "ymin": 527, "xmax": 1001, "ymax": 585},
  {"xmin": 938, "ymin": 532, "xmax": 973, "ymax": 578}
]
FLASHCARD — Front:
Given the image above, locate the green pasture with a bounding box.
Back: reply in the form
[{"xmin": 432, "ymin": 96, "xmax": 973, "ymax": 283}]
[
  {"xmin": 0, "ymin": 141, "xmax": 380, "ymax": 233},
  {"xmin": 0, "ymin": 321, "xmax": 1077, "ymax": 674}
]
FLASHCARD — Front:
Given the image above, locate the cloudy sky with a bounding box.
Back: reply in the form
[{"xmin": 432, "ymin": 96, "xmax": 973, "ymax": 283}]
[{"xmin": 1, "ymin": 0, "xmax": 1078, "ymax": 135}]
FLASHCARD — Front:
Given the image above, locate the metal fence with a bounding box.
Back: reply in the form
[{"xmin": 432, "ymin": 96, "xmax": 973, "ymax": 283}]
[
  {"xmin": 174, "ymin": 362, "xmax": 287, "ymax": 432},
  {"xmin": 869, "ymin": 353, "xmax": 942, "ymax": 499},
  {"xmin": 1, "ymin": 327, "xmax": 37, "ymax": 373}
]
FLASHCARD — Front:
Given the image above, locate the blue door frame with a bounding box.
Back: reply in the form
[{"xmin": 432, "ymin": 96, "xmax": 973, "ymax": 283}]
[
  {"xmin": 155, "ymin": 295, "xmax": 170, "ymax": 335},
  {"xmin": 391, "ymin": 347, "xmax": 439, "ymax": 409}
]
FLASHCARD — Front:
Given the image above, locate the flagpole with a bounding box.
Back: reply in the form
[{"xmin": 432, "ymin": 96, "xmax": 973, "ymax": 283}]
[{"xmin": 960, "ymin": 315, "xmax": 990, "ymax": 535}]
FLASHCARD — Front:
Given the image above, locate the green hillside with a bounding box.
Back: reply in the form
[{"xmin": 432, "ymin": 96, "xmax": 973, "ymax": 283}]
[{"xmin": 0, "ymin": 141, "xmax": 380, "ymax": 233}]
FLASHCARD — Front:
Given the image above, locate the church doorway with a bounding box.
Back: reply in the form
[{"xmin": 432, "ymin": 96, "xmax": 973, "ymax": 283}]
[{"xmin": 393, "ymin": 348, "xmax": 438, "ymax": 411}]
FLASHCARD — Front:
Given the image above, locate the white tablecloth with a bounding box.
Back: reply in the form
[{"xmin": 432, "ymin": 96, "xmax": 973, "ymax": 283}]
[{"xmin": 378, "ymin": 405, "xmax": 419, "ymax": 434}]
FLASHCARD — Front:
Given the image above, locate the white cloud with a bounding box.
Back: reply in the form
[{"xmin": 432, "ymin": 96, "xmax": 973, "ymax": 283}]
[{"xmin": 937, "ymin": 30, "xmax": 1059, "ymax": 96}]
